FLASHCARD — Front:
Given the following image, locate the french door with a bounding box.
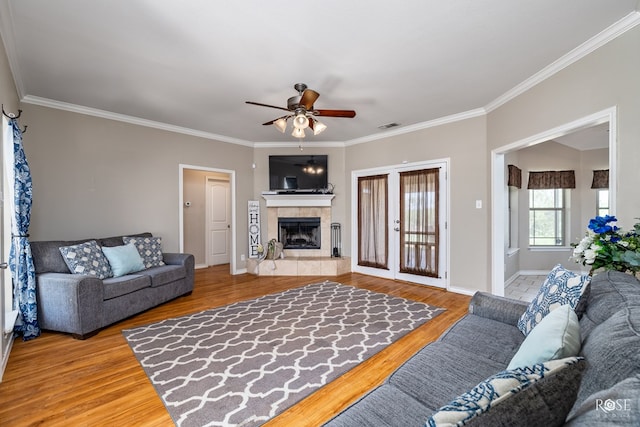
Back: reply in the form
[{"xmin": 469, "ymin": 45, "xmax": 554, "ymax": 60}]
[{"xmin": 353, "ymin": 160, "xmax": 448, "ymax": 288}]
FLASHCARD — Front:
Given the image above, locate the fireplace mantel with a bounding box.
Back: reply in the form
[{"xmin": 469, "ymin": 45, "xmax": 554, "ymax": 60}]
[{"xmin": 261, "ymin": 193, "xmax": 335, "ymax": 207}]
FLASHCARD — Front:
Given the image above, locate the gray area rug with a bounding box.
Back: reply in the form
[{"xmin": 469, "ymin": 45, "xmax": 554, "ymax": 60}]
[{"xmin": 123, "ymin": 281, "xmax": 444, "ymax": 427}]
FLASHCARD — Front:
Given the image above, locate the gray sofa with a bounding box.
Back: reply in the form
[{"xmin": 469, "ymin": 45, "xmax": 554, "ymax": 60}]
[
  {"xmin": 325, "ymin": 270, "xmax": 640, "ymax": 426},
  {"xmin": 31, "ymin": 232, "xmax": 195, "ymax": 339}
]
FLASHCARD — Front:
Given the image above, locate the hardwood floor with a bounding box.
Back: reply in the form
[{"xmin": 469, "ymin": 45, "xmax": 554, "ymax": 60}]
[{"xmin": 0, "ymin": 265, "xmax": 471, "ymax": 427}]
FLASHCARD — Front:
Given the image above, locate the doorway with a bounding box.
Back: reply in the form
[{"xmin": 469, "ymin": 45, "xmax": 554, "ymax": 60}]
[
  {"xmin": 180, "ymin": 165, "xmax": 236, "ymax": 274},
  {"xmin": 491, "ymin": 107, "xmax": 616, "ymax": 296},
  {"xmin": 206, "ymin": 178, "xmax": 231, "ymax": 266},
  {"xmin": 351, "ymin": 159, "xmax": 449, "ymax": 288}
]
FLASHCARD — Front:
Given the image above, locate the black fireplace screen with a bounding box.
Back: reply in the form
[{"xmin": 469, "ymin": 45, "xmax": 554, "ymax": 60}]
[{"xmin": 278, "ymin": 217, "xmax": 321, "ymax": 249}]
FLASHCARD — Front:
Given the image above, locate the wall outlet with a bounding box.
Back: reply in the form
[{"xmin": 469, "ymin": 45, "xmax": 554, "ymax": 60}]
[
  {"xmin": 240, "ymin": 254, "xmax": 246, "ymax": 261},
  {"xmin": 475, "ymin": 200, "xmax": 482, "ymax": 209}
]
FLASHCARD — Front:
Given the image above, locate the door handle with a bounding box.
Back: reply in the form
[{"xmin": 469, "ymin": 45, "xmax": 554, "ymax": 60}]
[{"xmin": 0, "ymin": 262, "xmax": 8, "ymax": 269}]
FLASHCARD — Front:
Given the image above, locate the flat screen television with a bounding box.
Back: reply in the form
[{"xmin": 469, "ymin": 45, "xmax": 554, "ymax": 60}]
[{"xmin": 269, "ymin": 155, "xmax": 329, "ymax": 192}]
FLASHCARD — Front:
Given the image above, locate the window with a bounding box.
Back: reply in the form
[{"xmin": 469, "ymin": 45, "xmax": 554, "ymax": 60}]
[
  {"xmin": 529, "ymin": 189, "xmax": 566, "ymax": 246},
  {"xmin": 597, "ymin": 189, "xmax": 609, "ymax": 217}
]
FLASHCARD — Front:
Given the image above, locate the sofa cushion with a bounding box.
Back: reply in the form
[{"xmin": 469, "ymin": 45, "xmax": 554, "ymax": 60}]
[
  {"xmin": 98, "ymin": 232, "xmax": 152, "ymax": 248},
  {"xmin": 323, "ymin": 383, "xmax": 434, "ymax": 427},
  {"xmin": 143, "ymin": 264, "xmax": 187, "ymax": 287},
  {"xmin": 566, "ymin": 375, "xmax": 640, "ymax": 426},
  {"xmin": 388, "ymin": 341, "xmax": 505, "ymax": 410},
  {"xmin": 517, "ymin": 264, "xmax": 590, "ymax": 336},
  {"xmin": 438, "ymin": 314, "xmax": 524, "ymax": 366},
  {"xmin": 507, "ymin": 305, "xmax": 580, "ymax": 370},
  {"xmin": 59, "ymin": 240, "xmax": 113, "ymax": 279},
  {"xmin": 102, "ymin": 274, "xmax": 151, "ymax": 300},
  {"xmin": 574, "ymin": 306, "xmax": 640, "ymax": 411},
  {"xmin": 31, "ymin": 239, "xmax": 90, "ymax": 274},
  {"xmin": 124, "ymin": 236, "xmax": 165, "ymax": 268},
  {"xmin": 101, "ymin": 243, "xmax": 146, "ymax": 277},
  {"xmin": 427, "ymin": 357, "xmax": 585, "ymax": 427},
  {"xmin": 579, "ymin": 271, "xmax": 640, "ymax": 339}
]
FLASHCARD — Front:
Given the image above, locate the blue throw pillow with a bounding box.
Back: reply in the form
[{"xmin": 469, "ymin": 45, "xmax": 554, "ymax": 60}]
[
  {"xmin": 59, "ymin": 240, "xmax": 113, "ymax": 279},
  {"xmin": 517, "ymin": 264, "xmax": 590, "ymax": 336},
  {"xmin": 507, "ymin": 305, "xmax": 581, "ymax": 370},
  {"xmin": 101, "ymin": 243, "xmax": 146, "ymax": 277},
  {"xmin": 123, "ymin": 236, "xmax": 165, "ymax": 268}
]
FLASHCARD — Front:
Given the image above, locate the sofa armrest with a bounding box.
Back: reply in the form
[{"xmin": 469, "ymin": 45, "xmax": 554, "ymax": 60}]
[
  {"xmin": 162, "ymin": 252, "xmax": 193, "ymax": 267},
  {"xmin": 162, "ymin": 252, "xmax": 195, "ymax": 290},
  {"xmin": 36, "ymin": 273, "xmax": 104, "ymax": 337},
  {"xmin": 468, "ymin": 291, "xmax": 530, "ymax": 326}
]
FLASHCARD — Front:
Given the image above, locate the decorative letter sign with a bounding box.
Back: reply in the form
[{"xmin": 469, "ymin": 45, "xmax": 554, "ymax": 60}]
[{"xmin": 248, "ymin": 201, "xmax": 261, "ymax": 258}]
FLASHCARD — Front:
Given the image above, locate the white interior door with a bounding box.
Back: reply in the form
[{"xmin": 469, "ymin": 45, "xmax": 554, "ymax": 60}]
[
  {"xmin": 206, "ymin": 178, "xmax": 231, "ymax": 265},
  {"xmin": 352, "ymin": 160, "xmax": 449, "ymax": 288}
]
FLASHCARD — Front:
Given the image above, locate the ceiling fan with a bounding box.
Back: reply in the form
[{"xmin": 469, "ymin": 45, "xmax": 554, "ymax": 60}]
[{"xmin": 246, "ymin": 83, "xmax": 356, "ymax": 138}]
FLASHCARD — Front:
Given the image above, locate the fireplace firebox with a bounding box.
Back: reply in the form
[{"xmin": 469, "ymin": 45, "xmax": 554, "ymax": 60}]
[{"xmin": 278, "ymin": 217, "xmax": 321, "ymax": 249}]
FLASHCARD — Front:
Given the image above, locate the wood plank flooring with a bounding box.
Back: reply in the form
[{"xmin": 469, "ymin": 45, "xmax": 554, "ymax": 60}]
[{"xmin": 0, "ymin": 265, "xmax": 471, "ymax": 427}]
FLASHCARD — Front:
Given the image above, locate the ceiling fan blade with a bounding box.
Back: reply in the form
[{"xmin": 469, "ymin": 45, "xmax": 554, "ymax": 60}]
[
  {"xmin": 299, "ymin": 89, "xmax": 320, "ymax": 110},
  {"xmin": 262, "ymin": 115, "xmax": 290, "ymax": 126},
  {"xmin": 246, "ymin": 101, "xmax": 290, "ymax": 112},
  {"xmin": 314, "ymin": 109, "xmax": 357, "ymax": 118}
]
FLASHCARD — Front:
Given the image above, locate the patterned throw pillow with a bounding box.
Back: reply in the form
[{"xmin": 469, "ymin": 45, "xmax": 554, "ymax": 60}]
[
  {"xmin": 426, "ymin": 357, "xmax": 584, "ymax": 427},
  {"xmin": 123, "ymin": 236, "xmax": 165, "ymax": 268},
  {"xmin": 517, "ymin": 264, "xmax": 590, "ymax": 336},
  {"xmin": 59, "ymin": 240, "xmax": 113, "ymax": 279}
]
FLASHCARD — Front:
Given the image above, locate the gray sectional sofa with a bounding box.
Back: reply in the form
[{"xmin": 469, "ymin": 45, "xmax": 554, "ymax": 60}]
[
  {"xmin": 325, "ymin": 271, "xmax": 640, "ymax": 426},
  {"xmin": 31, "ymin": 232, "xmax": 194, "ymax": 339}
]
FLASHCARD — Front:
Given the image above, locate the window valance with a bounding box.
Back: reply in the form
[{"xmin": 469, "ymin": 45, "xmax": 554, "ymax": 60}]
[
  {"xmin": 591, "ymin": 169, "xmax": 609, "ymax": 189},
  {"xmin": 527, "ymin": 170, "xmax": 575, "ymax": 189},
  {"xmin": 507, "ymin": 164, "xmax": 522, "ymax": 188}
]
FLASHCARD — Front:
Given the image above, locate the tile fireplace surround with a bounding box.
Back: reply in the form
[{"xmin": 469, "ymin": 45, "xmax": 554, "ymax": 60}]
[{"xmin": 247, "ymin": 194, "xmax": 350, "ymax": 276}]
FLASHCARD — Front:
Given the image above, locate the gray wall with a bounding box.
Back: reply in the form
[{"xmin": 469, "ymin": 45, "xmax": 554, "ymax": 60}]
[
  {"xmin": 21, "ymin": 104, "xmax": 254, "ymax": 270},
  {"xmin": 345, "ymin": 116, "xmax": 489, "ymax": 293},
  {"xmin": 487, "ymin": 25, "xmax": 640, "ymax": 229}
]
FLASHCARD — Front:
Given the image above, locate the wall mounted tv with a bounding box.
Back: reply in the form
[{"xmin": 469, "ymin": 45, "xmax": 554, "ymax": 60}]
[{"xmin": 269, "ymin": 155, "xmax": 329, "ymax": 192}]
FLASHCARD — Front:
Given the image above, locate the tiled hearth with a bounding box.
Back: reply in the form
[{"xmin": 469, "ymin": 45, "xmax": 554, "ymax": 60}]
[{"xmin": 247, "ymin": 194, "xmax": 350, "ymax": 276}]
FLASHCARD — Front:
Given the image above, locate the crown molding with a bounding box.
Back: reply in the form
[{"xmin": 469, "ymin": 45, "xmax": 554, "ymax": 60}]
[
  {"xmin": 20, "ymin": 95, "xmax": 255, "ymax": 147},
  {"xmin": 485, "ymin": 10, "xmax": 640, "ymax": 113},
  {"xmin": 344, "ymin": 108, "xmax": 487, "ymax": 147}
]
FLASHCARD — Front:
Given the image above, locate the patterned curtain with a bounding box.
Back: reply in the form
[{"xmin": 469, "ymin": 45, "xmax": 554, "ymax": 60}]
[{"xmin": 3, "ymin": 119, "xmax": 39, "ymax": 340}]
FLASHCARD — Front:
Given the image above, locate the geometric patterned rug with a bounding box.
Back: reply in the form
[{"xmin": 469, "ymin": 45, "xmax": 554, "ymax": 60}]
[{"xmin": 123, "ymin": 281, "xmax": 445, "ymax": 427}]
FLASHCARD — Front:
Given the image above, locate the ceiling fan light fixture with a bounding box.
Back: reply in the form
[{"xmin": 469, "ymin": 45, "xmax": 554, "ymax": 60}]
[
  {"xmin": 293, "ymin": 110, "xmax": 309, "ymax": 129},
  {"xmin": 312, "ymin": 119, "xmax": 327, "ymax": 135},
  {"xmin": 291, "ymin": 127, "xmax": 305, "ymax": 138},
  {"xmin": 273, "ymin": 117, "xmax": 287, "ymax": 133}
]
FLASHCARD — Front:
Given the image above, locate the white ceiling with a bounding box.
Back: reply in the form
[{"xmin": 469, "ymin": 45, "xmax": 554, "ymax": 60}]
[{"xmin": 0, "ymin": 0, "xmax": 638, "ymax": 145}]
